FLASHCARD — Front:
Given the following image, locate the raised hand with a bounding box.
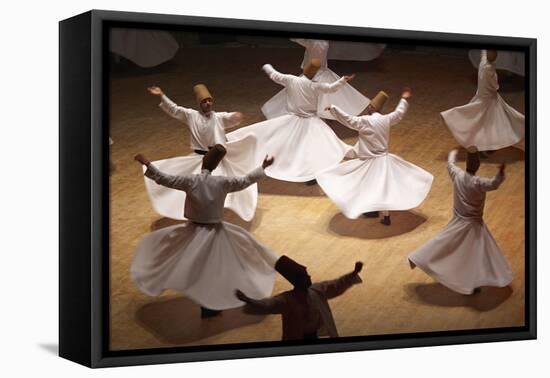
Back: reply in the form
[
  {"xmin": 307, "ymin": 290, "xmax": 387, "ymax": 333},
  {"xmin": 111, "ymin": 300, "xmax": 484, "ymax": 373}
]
[
  {"xmin": 343, "ymin": 74, "xmax": 356, "ymax": 82},
  {"xmin": 401, "ymin": 87, "xmax": 412, "ymax": 99},
  {"xmin": 235, "ymin": 289, "xmax": 249, "ymax": 302},
  {"xmin": 134, "ymin": 154, "xmax": 150, "ymax": 167},
  {"xmin": 262, "ymin": 155, "xmax": 275, "ymax": 169},
  {"xmin": 147, "ymin": 86, "xmax": 164, "ymax": 96},
  {"xmin": 354, "ymin": 261, "xmax": 364, "ymax": 274}
]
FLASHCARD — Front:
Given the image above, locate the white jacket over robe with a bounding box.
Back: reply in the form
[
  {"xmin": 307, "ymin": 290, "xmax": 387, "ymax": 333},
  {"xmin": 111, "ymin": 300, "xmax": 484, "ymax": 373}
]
[
  {"xmin": 143, "ymin": 94, "xmax": 259, "ymax": 222},
  {"xmin": 131, "ymin": 164, "xmax": 278, "ymax": 310},
  {"xmin": 261, "ymin": 39, "xmax": 369, "ymax": 120},
  {"xmin": 408, "ymin": 150, "xmax": 513, "ymax": 295},
  {"xmin": 441, "ymin": 50, "xmax": 524, "ymax": 151},
  {"xmin": 227, "ymin": 64, "xmax": 353, "ymax": 182},
  {"xmin": 316, "ymin": 99, "xmax": 433, "ymax": 218}
]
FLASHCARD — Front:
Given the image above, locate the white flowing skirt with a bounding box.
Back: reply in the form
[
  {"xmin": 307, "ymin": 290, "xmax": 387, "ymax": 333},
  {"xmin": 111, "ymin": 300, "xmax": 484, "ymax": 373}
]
[
  {"xmin": 131, "ymin": 221, "xmax": 278, "ymax": 310},
  {"xmin": 110, "ymin": 28, "xmax": 179, "ymax": 68},
  {"xmin": 317, "ymin": 154, "xmax": 433, "ymax": 218},
  {"xmin": 143, "ymin": 135, "xmax": 258, "ymax": 221},
  {"xmin": 261, "ymin": 68, "xmax": 370, "ymax": 120},
  {"xmin": 227, "ymin": 114, "xmax": 352, "ymax": 182},
  {"xmin": 328, "ymin": 42, "xmax": 386, "ymax": 62},
  {"xmin": 408, "ymin": 216, "xmax": 513, "ymax": 295},
  {"xmin": 441, "ymin": 94, "xmax": 524, "ymax": 151}
]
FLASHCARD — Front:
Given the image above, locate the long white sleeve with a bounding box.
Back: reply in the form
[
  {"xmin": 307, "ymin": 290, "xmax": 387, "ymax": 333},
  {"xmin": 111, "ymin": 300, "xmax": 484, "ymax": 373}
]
[
  {"xmin": 223, "ymin": 166, "xmax": 266, "ymax": 193},
  {"xmin": 262, "ymin": 64, "xmax": 293, "ymax": 87},
  {"xmin": 475, "ymin": 171, "xmax": 505, "ymax": 192},
  {"xmin": 219, "ymin": 112, "xmax": 243, "ymax": 129},
  {"xmin": 144, "ymin": 164, "xmax": 194, "ymax": 192},
  {"xmin": 159, "ymin": 94, "xmax": 193, "ymax": 123},
  {"xmin": 386, "ymin": 98, "xmax": 409, "ymax": 126},
  {"xmin": 480, "ymin": 49, "xmax": 488, "ymax": 65},
  {"xmin": 329, "ymin": 105, "xmax": 371, "ymax": 134},
  {"xmin": 447, "ymin": 149, "xmax": 460, "ymax": 180},
  {"xmin": 314, "ymin": 77, "xmax": 347, "ymax": 94}
]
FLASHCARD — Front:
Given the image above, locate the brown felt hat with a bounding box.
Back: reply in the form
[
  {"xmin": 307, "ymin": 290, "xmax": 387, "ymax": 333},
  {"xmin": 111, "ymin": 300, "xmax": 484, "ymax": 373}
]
[
  {"xmin": 370, "ymin": 91, "xmax": 389, "ymax": 112},
  {"xmin": 275, "ymin": 255, "xmax": 309, "ymax": 288},
  {"xmin": 193, "ymin": 84, "xmax": 213, "ymax": 104},
  {"xmin": 303, "ymin": 58, "xmax": 321, "ymax": 79},
  {"xmin": 202, "ymin": 144, "xmax": 226, "ymax": 170},
  {"xmin": 486, "ymin": 50, "xmax": 498, "ymax": 63}
]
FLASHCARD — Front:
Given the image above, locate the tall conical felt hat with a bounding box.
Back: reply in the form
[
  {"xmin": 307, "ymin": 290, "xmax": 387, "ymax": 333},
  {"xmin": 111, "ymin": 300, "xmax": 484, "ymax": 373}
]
[
  {"xmin": 202, "ymin": 144, "xmax": 226, "ymax": 169},
  {"xmin": 370, "ymin": 91, "xmax": 389, "ymax": 112},
  {"xmin": 486, "ymin": 50, "xmax": 498, "ymax": 63},
  {"xmin": 466, "ymin": 145, "xmax": 480, "ymax": 171},
  {"xmin": 303, "ymin": 58, "xmax": 321, "ymax": 79},
  {"xmin": 193, "ymin": 84, "xmax": 213, "ymax": 103},
  {"xmin": 275, "ymin": 255, "xmax": 308, "ymax": 287}
]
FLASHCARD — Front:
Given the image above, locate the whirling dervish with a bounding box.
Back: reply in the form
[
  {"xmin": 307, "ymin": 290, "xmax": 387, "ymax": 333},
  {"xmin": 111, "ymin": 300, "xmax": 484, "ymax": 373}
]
[
  {"xmin": 142, "ymin": 84, "xmax": 260, "ymax": 222},
  {"xmin": 318, "ymin": 89, "xmax": 433, "ymax": 225},
  {"xmin": 441, "ymin": 49, "xmax": 524, "ymax": 151},
  {"xmin": 261, "ymin": 38, "xmax": 369, "ymax": 120},
  {"xmin": 408, "ymin": 147, "xmax": 513, "ymax": 295},
  {"xmin": 132, "ymin": 146, "xmax": 279, "ymax": 318},
  {"xmin": 227, "ymin": 60, "xmax": 354, "ymax": 183}
]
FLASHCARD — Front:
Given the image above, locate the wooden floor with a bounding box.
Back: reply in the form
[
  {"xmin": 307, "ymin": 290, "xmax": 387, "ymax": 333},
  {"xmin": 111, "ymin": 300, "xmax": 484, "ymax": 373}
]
[{"xmin": 108, "ymin": 45, "xmax": 526, "ymax": 351}]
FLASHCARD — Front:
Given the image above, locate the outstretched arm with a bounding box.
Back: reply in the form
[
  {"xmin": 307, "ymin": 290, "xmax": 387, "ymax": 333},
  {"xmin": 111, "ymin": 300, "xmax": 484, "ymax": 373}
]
[
  {"xmin": 480, "ymin": 49, "xmax": 488, "ymax": 64},
  {"xmin": 236, "ymin": 290, "xmax": 286, "ymax": 314},
  {"xmin": 387, "ymin": 89, "xmax": 411, "ymax": 126},
  {"xmin": 312, "ymin": 262, "xmax": 364, "ymax": 300},
  {"xmin": 315, "ymin": 74, "xmax": 354, "ymax": 94},
  {"xmin": 447, "ymin": 149, "xmax": 461, "ymax": 180},
  {"xmin": 223, "ymin": 156, "xmax": 274, "ymax": 193},
  {"xmin": 220, "ymin": 112, "xmax": 244, "ymax": 129},
  {"xmin": 159, "ymin": 96, "xmax": 193, "ymax": 124},
  {"xmin": 135, "ymin": 154, "xmax": 193, "ymax": 191},
  {"xmin": 262, "ymin": 64, "xmax": 293, "ymax": 87},
  {"xmin": 325, "ymin": 105, "xmax": 371, "ymax": 134},
  {"xmin": 476, "ymin": 164, "xmax": 505, "ymax": 192}
]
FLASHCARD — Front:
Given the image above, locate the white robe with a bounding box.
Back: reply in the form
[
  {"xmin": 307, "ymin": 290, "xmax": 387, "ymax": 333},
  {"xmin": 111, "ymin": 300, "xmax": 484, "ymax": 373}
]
[
  {"xmin": 110, "ymin": 28, "xmax": 179, "ymax": 68},
  {"xmin": 131, "ymin": 165, "xmax": 278, "ymax": 310},
  {"xmin": 441, "ymin": 50, "xmax": 524, "ymax": 151},
  {"xmin": 408, "ymin": 150, "xmax": 513, "ymax": 295},
  {"xmin": 261, "ymin": 39, "xmax": 369, "ymax": 120},
  {"xmin": 317, "ymin": 100, "xmax": 433, "ymax": 218},
  {"xmin": 227, "ymin": 64, "xmax": 353, "ymax": 183},
  {"xmin": 327, "ymin": 41, "xmax": 386, "ymax": 62},
  {"xmin": 468, "ymin": 49, "xmax": 525, "ymax": 76},
  {"xmin": 143, "ymin": 95, "xmax": 258, "ymax": 221}
]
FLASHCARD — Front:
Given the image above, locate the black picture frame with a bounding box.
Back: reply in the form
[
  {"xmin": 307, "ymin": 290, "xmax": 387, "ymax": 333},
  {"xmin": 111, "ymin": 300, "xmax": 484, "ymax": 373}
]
[{"xmin": 59, "ymin": 9, "xmax": 537, "ymax": 368}]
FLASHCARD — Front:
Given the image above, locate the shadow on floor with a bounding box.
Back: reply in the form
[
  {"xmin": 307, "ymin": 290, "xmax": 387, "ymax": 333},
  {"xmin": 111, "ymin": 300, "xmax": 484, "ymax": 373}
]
[
  {"xmin": 328, "ymin": 211, "xmax": 427, "ymax": 239},
  {"xmin": 258, "ymin": 177, "xmax": 325, "ymax": 197},
  {"xmin": 135, "ymin": 297, "xmax": 266, "ymax": 345},
  {"xmin": 436, "ymin": 146, "xmax": 525, "ymax": 164},
  {"xmin": 222, "ymin": 208, "xmax": 263, "ymax": 232},
  {"xmin": 404, "ymin": 282, "xmax": 513, "ymax": 312}
]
